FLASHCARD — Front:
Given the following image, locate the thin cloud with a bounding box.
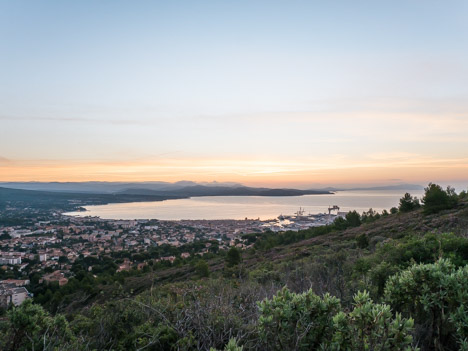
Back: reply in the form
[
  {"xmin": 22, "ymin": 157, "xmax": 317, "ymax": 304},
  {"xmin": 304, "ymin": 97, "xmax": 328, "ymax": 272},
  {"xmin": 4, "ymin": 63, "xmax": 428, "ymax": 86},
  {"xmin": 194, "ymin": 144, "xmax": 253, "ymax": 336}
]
[
  {"xmin": 367, "ymin": 152, "xmax": 421, "ymax": 160},
  {"xmin": 0, "ymin": 115, "xmax": 156, "ymax": 126}
]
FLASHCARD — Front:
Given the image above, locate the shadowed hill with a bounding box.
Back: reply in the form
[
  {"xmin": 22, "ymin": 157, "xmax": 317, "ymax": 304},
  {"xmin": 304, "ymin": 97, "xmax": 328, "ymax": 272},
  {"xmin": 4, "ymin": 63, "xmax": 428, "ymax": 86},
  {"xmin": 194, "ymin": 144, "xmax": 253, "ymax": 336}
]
[
  {"xmin": 0, "ymin": 186, "xmax": 182, "ymax": 211},
  {"xmin": 0, "ymin": 184, "xmax": 331, "ymax": 212},
  {"xmin": 117, "ymin": 185, "xmax": 331, "ymax": 197}
]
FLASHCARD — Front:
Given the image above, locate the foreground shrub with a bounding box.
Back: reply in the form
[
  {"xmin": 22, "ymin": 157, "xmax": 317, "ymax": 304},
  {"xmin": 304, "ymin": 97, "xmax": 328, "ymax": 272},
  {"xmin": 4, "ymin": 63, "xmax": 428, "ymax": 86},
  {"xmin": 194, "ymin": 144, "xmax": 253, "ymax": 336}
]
[
  {"xmin": 210, "ymin": 338, "xmax": 243, "ymax": 351},
  {"xmin": 258, "ymin": 287, "xmax": 415, "ymax": 351},
  {"xmin": 385, "ymin": 259, "xmax": 468, "ymax": 350},
  {"xmin": 332, "ymin": 291, "xmax": 416, "ymax": 351},
  {"xmin": 258, "ymin": 287, "xmax": 340, "ymax": 350},
  {"xmin": 0, "ymin": 299, "xmax": 77, "ymax": 351}
]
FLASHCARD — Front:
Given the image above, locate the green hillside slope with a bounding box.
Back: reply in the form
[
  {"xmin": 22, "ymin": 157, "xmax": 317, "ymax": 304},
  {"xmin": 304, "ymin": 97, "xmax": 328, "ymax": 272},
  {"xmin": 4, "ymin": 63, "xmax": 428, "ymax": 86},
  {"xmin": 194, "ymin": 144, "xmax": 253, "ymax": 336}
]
[{"xmin": 1, "ymin": 188, "xmax": 468, "ymax": 350}]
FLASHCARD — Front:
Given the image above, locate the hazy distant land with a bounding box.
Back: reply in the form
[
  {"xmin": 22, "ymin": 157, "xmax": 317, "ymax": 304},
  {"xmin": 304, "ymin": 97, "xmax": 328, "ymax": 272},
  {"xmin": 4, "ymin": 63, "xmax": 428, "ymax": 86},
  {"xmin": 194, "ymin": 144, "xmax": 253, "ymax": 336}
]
[
  {"xmin": 0, "ymin": 183, "xmax": 334, "ymax": 212},
  {"xmin": 0, "ymin": 181, "xmax": 423, "ymax": 214},
  {"xmin": 0, "ymin": 181, "xmax": 422, "ymax": 194}
]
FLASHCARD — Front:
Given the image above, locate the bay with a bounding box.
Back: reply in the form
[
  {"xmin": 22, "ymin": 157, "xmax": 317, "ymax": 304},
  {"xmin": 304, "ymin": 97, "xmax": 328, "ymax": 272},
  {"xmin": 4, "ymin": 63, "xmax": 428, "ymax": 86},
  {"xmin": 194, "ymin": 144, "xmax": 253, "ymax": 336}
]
[{"xmin": 64, "ymin": 189, "xmax": 424, "ymax": 220}]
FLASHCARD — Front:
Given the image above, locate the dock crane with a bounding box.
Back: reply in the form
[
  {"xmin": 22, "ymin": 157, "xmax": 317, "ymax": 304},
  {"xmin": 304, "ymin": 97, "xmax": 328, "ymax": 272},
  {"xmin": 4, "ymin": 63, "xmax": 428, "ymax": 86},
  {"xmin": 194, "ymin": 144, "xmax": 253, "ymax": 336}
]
[
  {"xmin": 327, "ymin": 205, "xmax": 340, "ymax": 224},
  {"xmin": 328, "ymin": 205, "xmax": 340, "ymax": 215}
]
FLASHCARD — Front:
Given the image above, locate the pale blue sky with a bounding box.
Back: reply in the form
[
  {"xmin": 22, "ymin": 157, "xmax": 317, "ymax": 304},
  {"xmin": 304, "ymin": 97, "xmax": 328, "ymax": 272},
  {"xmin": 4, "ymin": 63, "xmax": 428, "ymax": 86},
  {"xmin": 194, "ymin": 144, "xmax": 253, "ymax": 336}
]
[{"xmin": 1, "ymin": 1, "xmax": 468, "ymax": 186}]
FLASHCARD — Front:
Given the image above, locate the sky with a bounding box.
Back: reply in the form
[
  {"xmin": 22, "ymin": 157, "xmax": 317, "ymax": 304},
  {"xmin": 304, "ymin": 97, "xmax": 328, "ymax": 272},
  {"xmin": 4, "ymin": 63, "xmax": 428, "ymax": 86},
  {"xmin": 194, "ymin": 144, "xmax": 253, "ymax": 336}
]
[{"xmin": 1, "ymin": 0, "xmax": 468, "ymax": 188}]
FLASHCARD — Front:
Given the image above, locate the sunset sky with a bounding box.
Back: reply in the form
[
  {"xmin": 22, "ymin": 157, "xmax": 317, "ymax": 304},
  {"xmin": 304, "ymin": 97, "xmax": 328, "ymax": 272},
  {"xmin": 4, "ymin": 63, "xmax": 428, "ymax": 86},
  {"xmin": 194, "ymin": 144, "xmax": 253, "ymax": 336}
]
[{"xmin": 1, "ymin": 1, "xmax": 468, "ymax": 188}]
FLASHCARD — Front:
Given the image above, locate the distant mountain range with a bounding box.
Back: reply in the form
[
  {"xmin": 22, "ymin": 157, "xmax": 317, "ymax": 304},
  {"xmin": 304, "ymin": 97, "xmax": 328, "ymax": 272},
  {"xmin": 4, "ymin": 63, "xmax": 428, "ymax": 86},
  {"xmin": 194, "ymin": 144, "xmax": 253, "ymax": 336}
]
[
  {"xmin": 0, "ymin": 183, "xmax": 332, "ymax": 212},
  {"xmin": 116, "ymin": 185, "xmax": 330, "ymax": 197},
  {"xmin": 0, "ymin": 181, "xmax": 423, "ymax": 195},
  {"xmin": 323, "ymin": 184, "xmax": 424, "ymax": 191},
  {"xmin": 0, "ymin": 186, "xmax": 183, "ymax": 211},
  {"xmin": 0, "ymin": 181, "xmax": 243, "ymax": 194},
  {"xmin": 0, "ymin": 182, "xmax": 332, "ymax": 199}
]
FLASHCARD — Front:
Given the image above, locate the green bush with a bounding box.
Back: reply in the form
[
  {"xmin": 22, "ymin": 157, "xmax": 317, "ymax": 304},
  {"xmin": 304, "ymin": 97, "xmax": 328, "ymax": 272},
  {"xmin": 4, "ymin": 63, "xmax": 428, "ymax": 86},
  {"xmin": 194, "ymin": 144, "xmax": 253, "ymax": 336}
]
[
  {"xmin": 195, "ymin": 259, "xmax": 210, "ymax": 278},
  {"xmin": 0, "ymin": 299, "xmax": 77, "ymax": 351},
  {"xmin": 331, "ymin": 291, "xmax": 416, "ymax": 351},
  {"xmin": 210, "ymin": 338, "xmax": 243, "ymax": 351},
  {"xmin": 258, "ymin": 287, "xmax": 415, "ymax": 351},
  {"xmin": 258, "ymin": 287, "xmax": 341, "ymax": 350},
  {"xmin": 356, "ymin": 233, "xmax": 369, "ymax": 249},
  {"xmin": 385, "ymin": 259, "xmax": 468, "ymax": 350}
]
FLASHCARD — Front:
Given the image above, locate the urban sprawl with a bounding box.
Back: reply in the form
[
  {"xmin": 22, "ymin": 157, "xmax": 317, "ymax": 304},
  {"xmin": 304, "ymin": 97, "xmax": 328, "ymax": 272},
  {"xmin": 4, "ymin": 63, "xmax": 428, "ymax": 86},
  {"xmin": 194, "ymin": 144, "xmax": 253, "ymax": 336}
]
[{"xmin": 0, "ymin": 206, "xmax": 344, "ymax": 308}]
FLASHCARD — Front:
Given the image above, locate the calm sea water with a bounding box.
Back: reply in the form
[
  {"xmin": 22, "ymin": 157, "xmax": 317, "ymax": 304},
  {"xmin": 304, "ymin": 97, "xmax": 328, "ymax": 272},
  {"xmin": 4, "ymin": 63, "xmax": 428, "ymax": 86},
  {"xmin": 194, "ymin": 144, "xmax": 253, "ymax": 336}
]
[{"xmin": 64, "ymin": 190, "xmax": 424, "ymax": 220}]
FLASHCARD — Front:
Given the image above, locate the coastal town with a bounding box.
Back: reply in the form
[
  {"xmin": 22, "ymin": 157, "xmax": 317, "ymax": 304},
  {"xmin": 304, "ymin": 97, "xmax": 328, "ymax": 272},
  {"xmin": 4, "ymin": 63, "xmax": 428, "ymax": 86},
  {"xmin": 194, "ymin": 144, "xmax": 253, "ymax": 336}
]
[
  {"xmin": 0, "ymin": 214, "xmax": 259, "ymax": 308},
  {"xmin": 0, "ymin": 204, "xmax": 347, "ymax": 309}
]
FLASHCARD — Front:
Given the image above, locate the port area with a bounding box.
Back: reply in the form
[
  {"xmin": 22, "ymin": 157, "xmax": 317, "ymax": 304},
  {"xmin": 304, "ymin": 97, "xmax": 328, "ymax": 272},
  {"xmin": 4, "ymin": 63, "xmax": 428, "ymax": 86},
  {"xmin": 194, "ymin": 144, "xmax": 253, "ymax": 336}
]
[{"xmin": 262, "ymin": 206, "xmax": 348, "ymax": 232}]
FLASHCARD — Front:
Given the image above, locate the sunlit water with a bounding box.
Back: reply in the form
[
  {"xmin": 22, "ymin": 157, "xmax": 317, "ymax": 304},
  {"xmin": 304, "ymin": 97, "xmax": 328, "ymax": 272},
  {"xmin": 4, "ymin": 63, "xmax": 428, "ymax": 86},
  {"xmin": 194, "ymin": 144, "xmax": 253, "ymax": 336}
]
[{"xmin": 64, "ymin": 190, "xmax": 424, "ymax": 220}]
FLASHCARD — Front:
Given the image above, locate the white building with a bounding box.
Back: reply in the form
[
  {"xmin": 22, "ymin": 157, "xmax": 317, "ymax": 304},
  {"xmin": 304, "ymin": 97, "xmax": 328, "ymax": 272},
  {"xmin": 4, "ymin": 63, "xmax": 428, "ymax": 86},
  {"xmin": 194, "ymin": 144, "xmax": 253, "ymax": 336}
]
[
  {"xmin": 0, "ymin": 256, "xmax": 22, "ymax": 265},
  {"xmin": 11, "ymin": 229, "xmax": 33, "ymax": 238},
  {"xmin": 0, "ymin": 284, "xmax": 30, "ymax": 307}
]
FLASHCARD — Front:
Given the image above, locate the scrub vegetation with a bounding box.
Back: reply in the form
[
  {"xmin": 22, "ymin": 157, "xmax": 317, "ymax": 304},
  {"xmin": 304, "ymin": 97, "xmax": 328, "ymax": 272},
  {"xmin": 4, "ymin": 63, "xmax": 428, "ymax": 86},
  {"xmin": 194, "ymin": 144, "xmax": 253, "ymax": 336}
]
[{"xmin": 1, "ymin": 184, "xmax": 468, "ymax": 350}]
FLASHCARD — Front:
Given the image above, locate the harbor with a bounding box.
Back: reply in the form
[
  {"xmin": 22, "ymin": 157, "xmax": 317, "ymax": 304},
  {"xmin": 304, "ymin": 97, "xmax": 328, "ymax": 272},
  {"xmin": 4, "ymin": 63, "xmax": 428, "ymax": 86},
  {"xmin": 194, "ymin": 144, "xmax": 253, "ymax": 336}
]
[
  {"xmin": 263, "ymin": 206, "xmax": 348, "ymax": 232},
  {"xmin": 63, "ymin": 190, "xmax": 417, "ymax": 221}
]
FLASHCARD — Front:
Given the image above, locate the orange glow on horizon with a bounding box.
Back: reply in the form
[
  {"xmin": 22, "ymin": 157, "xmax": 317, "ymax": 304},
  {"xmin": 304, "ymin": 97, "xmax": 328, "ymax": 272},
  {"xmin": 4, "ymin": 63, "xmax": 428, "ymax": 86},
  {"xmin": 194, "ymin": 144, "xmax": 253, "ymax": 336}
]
[{"xmin": 1, "ymin": 156, "xmax": 467, "ymax": 186}]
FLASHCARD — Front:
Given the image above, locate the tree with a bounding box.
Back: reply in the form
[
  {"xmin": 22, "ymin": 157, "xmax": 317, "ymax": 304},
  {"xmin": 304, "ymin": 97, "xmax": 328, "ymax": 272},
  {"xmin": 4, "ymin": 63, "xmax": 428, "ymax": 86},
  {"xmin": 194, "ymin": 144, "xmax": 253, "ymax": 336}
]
[
  {"xmin": 195, "ymin": 259, "xmax": 210, "ymax": 278},
  {"xmin": 0, "ymin": 233, "xmax": 11, "ymax": 240},
  {"xmin": 422, "ymin": 183, "xmax": 457, "ymax": 214},
  {"xmin": 458, "ymin": 188, "xmax": 467, "ymax": 199},
  {"xmin": 345, "ymin": 210, "xmax": 361, "ymax": 227},
  {"xmin": 225, "ymin": 247, "xmax": 241, "ymax": 267},
  {"xmin": 333, "ymin": 216, "xmax": 348, "ymax": 230},
  {"xmin": 361, "ymin": 208, "xmax": 378, "ymax": 223},
  {"xmin": 356, "ymin": 233, "xmax": 369, "ymax": 249},
  {"xmin": 398, "ymin": 192, "xmax": 420, "ymax": 212}
]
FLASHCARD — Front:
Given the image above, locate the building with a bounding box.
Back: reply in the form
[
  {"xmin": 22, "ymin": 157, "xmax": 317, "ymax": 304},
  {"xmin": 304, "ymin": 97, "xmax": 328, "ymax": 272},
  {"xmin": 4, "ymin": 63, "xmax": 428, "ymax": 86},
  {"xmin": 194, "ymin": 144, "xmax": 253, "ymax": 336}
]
[
  {"xmin": 117, "ymin": 259, "xmax": 132, "ymax": 272},
  {"xmin": 0, "ymin": 256, "xmax": 21, "ymax": 265},
  {"xmin": 137, "ymin": 262, "xmax": 147, "ymax": 270},
  {"xmin": 0, "ymin": 283, "xmax": 30, "ymax": 307},
  {"xmin": 0, "ymin": 279, "xmax": 30, "ymax": 287},
  {"xmin": 10, "ymin": 229, "xmax": 33, "ymax": 238},
  {"xmin": 41, "ymin": 271, "xmax": 68, "ymax": 286}
]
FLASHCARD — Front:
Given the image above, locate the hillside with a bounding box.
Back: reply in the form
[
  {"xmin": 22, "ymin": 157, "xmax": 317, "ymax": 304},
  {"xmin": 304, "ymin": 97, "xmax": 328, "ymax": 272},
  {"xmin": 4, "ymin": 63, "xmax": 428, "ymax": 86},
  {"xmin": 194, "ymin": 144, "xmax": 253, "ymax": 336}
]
[
  {"xmin": 0, "ymin": 186, "xmax": 182, "ymax": 211},
  {"xmin": 2, "ymin": 189, "xmax": 468, "ymax": 350},
  {"xmin": 58, "ymin": 199, "xmax": 468, "ymax": 309},
  {"xmin": 117, "ymin": 185, "xmax": 331, "ymax": 197}
]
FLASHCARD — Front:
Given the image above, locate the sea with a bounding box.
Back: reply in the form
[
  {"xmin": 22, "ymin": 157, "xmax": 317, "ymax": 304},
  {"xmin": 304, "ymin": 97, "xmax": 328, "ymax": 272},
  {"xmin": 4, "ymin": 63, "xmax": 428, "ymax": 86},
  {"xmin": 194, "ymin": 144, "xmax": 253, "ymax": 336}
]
[{"xmin": 64, "ymin": 189, "xmax": 425, "ymax": 221}]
